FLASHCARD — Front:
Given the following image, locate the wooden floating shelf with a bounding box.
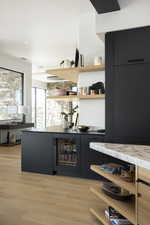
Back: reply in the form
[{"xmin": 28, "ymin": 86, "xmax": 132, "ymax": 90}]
[
  {"xmin": 90, "ymin": 207, "xmax": 110, "ymax": 225},
  {"xmin": 47, "ymin": 95, "xmax": 78, "ymax": 100},
  {"xmin": 91, "ymin": 165, "xmax": 136, "ymax": 194},
  {"xmin": 47, "ymin": 67, "xmax": 78, "ymax": 83},
  {"xmin": 90, "ymin": 185, "xmax": 136, "ymax": 225},
  {"xmin": 46, "ymin": 65, "xmax": 105, "ymax": 83},
  {"xmin": 78, "ymin": 65, "xmax": 105, "ymax": 73},
  {"xmin": 90, "ymin": 208, "xmax": 110, "ymax": 225},
  {"xmin": 47, "ymin": 94, "xmax": 105, "ymax": 100},
  {"xmin": 79, "ymin": 94, "xmax": 105, "ymax": 99}
]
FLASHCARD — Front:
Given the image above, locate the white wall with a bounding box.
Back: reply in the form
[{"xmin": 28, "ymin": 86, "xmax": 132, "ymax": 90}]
[
  {"xmin": 96, "ymin": 0, "xmax": 150, "ymax": 34},
  {"xmin": 78, "ymin": 12, "xmax": 105, "ymax": 128},
  {"xmin": 78, "ymin": 71, "xmax": 105, "ymax": 128},
  {"xmin": 0, "ymin": 53, "xmax": 32, "ymax": 122},
  {"xmin": 32, "ymin": 79, "xmax": 47, "ymax": 89},
  {"xmin": 79, "ymin": 12, "xmax": 104, "ymax": 65}
]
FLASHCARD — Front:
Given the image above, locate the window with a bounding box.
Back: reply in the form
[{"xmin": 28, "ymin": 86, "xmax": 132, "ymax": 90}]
[
  {"xmin": 32, "ymin": 87, "xmax": 46, "ymax": 129},
  {"xmin": 0, "ymin": 67, "xmax": 23, "ymax": 121},
  {"xmin": 46, "ymin": 99, "xmax": 78, "ymax": 127},
  {"xmin": 46, "ymin": 99, "xmax": 68, "ymax": 127}
]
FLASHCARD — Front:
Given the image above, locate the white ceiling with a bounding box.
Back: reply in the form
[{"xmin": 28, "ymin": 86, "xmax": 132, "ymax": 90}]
[{"xmin": 0, "ymin": 0, "xmax": 94, "ymax": 72}]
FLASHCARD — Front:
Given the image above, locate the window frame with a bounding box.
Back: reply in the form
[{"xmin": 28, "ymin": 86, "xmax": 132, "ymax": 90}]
[{"xmin": 32, "ymin": 87, "xmax": 47, "ymax": 128}]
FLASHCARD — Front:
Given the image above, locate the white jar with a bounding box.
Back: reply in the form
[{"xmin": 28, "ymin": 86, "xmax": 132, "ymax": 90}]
[
  {"xmin": 94, "ymin": 56, "xmax": 103, "ymax": 65},
  {"xmin": 63, "ymin": 60, "xmax": 71, "ymax": 68}
]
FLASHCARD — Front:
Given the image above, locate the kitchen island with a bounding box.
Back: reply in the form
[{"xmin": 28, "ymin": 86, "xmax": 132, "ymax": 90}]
[
  {"xmin": 90, "ymin": 142, "xmax": 150, "ymax": 225},
  {"xmin": 21, "ymin": 127, "xmax": 107, "ymax": 179}
]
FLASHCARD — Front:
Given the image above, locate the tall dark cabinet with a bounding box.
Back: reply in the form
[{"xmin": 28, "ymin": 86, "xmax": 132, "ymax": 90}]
[{"xmin": 106, "ymin": 26, "xmax": 150, "ymax": 144}]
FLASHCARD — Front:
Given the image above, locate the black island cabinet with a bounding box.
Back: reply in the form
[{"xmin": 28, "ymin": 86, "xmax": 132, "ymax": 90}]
[
  {"xmin": 21, "ymin": 129, "xmax": 105, "ymax": 179},
  {"xmin": 81, "ymin": 135, "xmax": 106, "ymax": 179},
  {"xmin": 22, "ymin": 132, "xmax": 54, "ymax": 175}
]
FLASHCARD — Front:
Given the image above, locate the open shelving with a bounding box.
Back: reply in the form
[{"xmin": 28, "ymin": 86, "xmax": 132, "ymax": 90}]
[
  {"xmin": 90, "ymin": 164, "xmax": 137, "ymax": 225},
  {"xmin": 90, "ymin": 206, "xmax": 110, "ymax": 225},
  {"xmin": 46, "ymin": 64, "xmax": 105, "ymax": 83},
  {"xmin": 47, "ymin": 94, "xmax": 105, "ymax": 101},
  {"xmin": 91, "ymin": 165, "xmax": 136, "ymax": 194},
  {"xmin": 78, "ymin": 65, "xmax": 105, "ymax": 73},
  {"xmin": 79, "ymin": 94, "xmax": 105, "ymax": 99},
  {"xmin": 47, "ymin": 95, "xmax": 78, "ymax": 101},
  {"xmin": 90, "ymin": 185, "xmax": 136, "ymax": 224}
]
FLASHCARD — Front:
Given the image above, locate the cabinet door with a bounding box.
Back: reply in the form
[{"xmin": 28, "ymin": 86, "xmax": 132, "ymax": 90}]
[
  {"xmin": 138, "ymin": 181, "xmax": 150, "ymax": 225},
  {"xmin": 110, "ymin": 64, "xmax": 150, "ymax": 141},
  {"xmin": 81, "ymin": 135, "xmax": 105, "ymax": 179},
  {"xmin": 112, "ymin": 27, "xmax": 150, "ymax": 66},
  {"xmin": 22, "ymin": 132, "xmax": 53, "ymax": 174}
]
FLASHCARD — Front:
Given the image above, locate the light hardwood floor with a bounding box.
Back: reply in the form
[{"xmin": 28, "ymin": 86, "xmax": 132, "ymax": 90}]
[{"xmin": 0, "ymin": 145, "xmax": 102, "ymax": 225}]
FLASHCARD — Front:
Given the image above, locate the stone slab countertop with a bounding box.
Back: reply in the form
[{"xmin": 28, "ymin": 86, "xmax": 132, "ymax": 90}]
[{"xmin": 90, "ymin": 142, "xmax": 150, "ymax": 170}]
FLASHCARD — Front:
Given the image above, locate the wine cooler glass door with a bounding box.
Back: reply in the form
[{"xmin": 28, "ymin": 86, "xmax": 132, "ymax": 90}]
[
  {"xmin": 55, "ymin": 135, "xmax": 81, "ymax": 176},
  {"xmin": 57, "ymin": 138, "xmax": 78, "ymax": 166}
]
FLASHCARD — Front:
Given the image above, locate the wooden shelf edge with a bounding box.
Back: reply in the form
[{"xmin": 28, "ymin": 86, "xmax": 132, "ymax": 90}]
[
  {"xmin": 46, "ymin": 64, "xmax": 105, "ymax": 74},
  {"xmin": 79, "ymin": 64, "xmax": 105, "ymax": 72},
  {"xmin": 46, "ymin": 65, "xmax": 105, "ymax": 83},
  {"xmin": 90, "ymin": 186, "xmax": 136, "ymax": 224},
  {"xmin": 47, "ymin": 95, "xmax": 78, "ymax": 100},
  {"xmin": 90, "ymin": 165, "xmax": 136, "ymax": 194},
  {"xmin": 47, "ymin": 94, "xmax": 105, "ymax": 100},
  {"xmin": 79, "ymin": 94, "xmax": 105, "ymax": 99},
  {"xmin": 90, "ymin": 207, "xmax": 110, "ymax": 225},
  {"xmin": 46, "ymin": 68, "xmax": 78, "ymax": 83}
]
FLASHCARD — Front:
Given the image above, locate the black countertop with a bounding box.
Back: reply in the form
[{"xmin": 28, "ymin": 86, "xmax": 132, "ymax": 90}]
[
  {"xmin": 0, "ymin": 123, "xmax": 34, "ymax": 129},
  {"xmin": 22, "ymin": 126, "xmax": 105, "ymax": 136}
]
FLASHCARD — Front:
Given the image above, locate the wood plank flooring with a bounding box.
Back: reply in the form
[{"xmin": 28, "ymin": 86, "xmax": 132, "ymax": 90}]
[{"xmin": 0, "ymin": 145, "xmax": 102, "ymax": 225}]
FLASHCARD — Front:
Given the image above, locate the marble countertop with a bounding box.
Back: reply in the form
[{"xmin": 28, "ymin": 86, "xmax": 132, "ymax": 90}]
[{"xmin": 90, "ymin": 142, "xmax": 150, "ymax": 170}]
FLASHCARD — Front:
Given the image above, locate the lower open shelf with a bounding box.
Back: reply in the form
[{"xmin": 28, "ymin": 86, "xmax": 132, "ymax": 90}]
[
  {"xmin": 90, "ymin": 206, "xmax": 110, "ymax": 225},
  {"xmin": 90, "ymin": 164, "xmax": 136, "ymax": 194},
  {"xmin": 90, "ymin": 185, "xmax": 136, "ymax": 224}
]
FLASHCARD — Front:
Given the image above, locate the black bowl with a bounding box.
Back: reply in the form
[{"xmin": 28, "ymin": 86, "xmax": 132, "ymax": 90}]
[{"xmin": 78, "ymin": 126, "xmax": 89, "ymax": 132}]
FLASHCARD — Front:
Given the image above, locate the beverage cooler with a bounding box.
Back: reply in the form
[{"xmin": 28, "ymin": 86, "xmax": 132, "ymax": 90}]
[{"xmin": 53, "ymin": 134, "xmax": 81, "ymax": 177}]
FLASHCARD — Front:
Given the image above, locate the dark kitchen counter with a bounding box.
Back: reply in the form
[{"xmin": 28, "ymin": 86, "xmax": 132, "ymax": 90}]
[
  {"xmin": 22, "ymin": 126, "xmax": 105, "ymax": 136},
  {"xmin": 0, "ymin": 123, "xmax": 34, "ymax": 129},
  {"xmin": 21, "ymin": 125, "xmax": 106, "ymax": 179}
]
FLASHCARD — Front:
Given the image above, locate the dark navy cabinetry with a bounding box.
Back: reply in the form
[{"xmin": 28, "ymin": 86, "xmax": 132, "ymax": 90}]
[
  {"xmin": 109, "ymin": 27, "xmax": 150, "ymax": 66},
  {"xmin": 106, "ymin": 26, "xmax": 150, "ymax": 145},
  {"xmin": 21, "ymin": 130, "xmax": 105, "ymax": 179},
  {"xmin": 81, "ymin": 135, "xmax": 105, "ymax": 179},
  {"xmin": 22, "ymin": 132, "xmax": 54, "ymax": 175}
]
